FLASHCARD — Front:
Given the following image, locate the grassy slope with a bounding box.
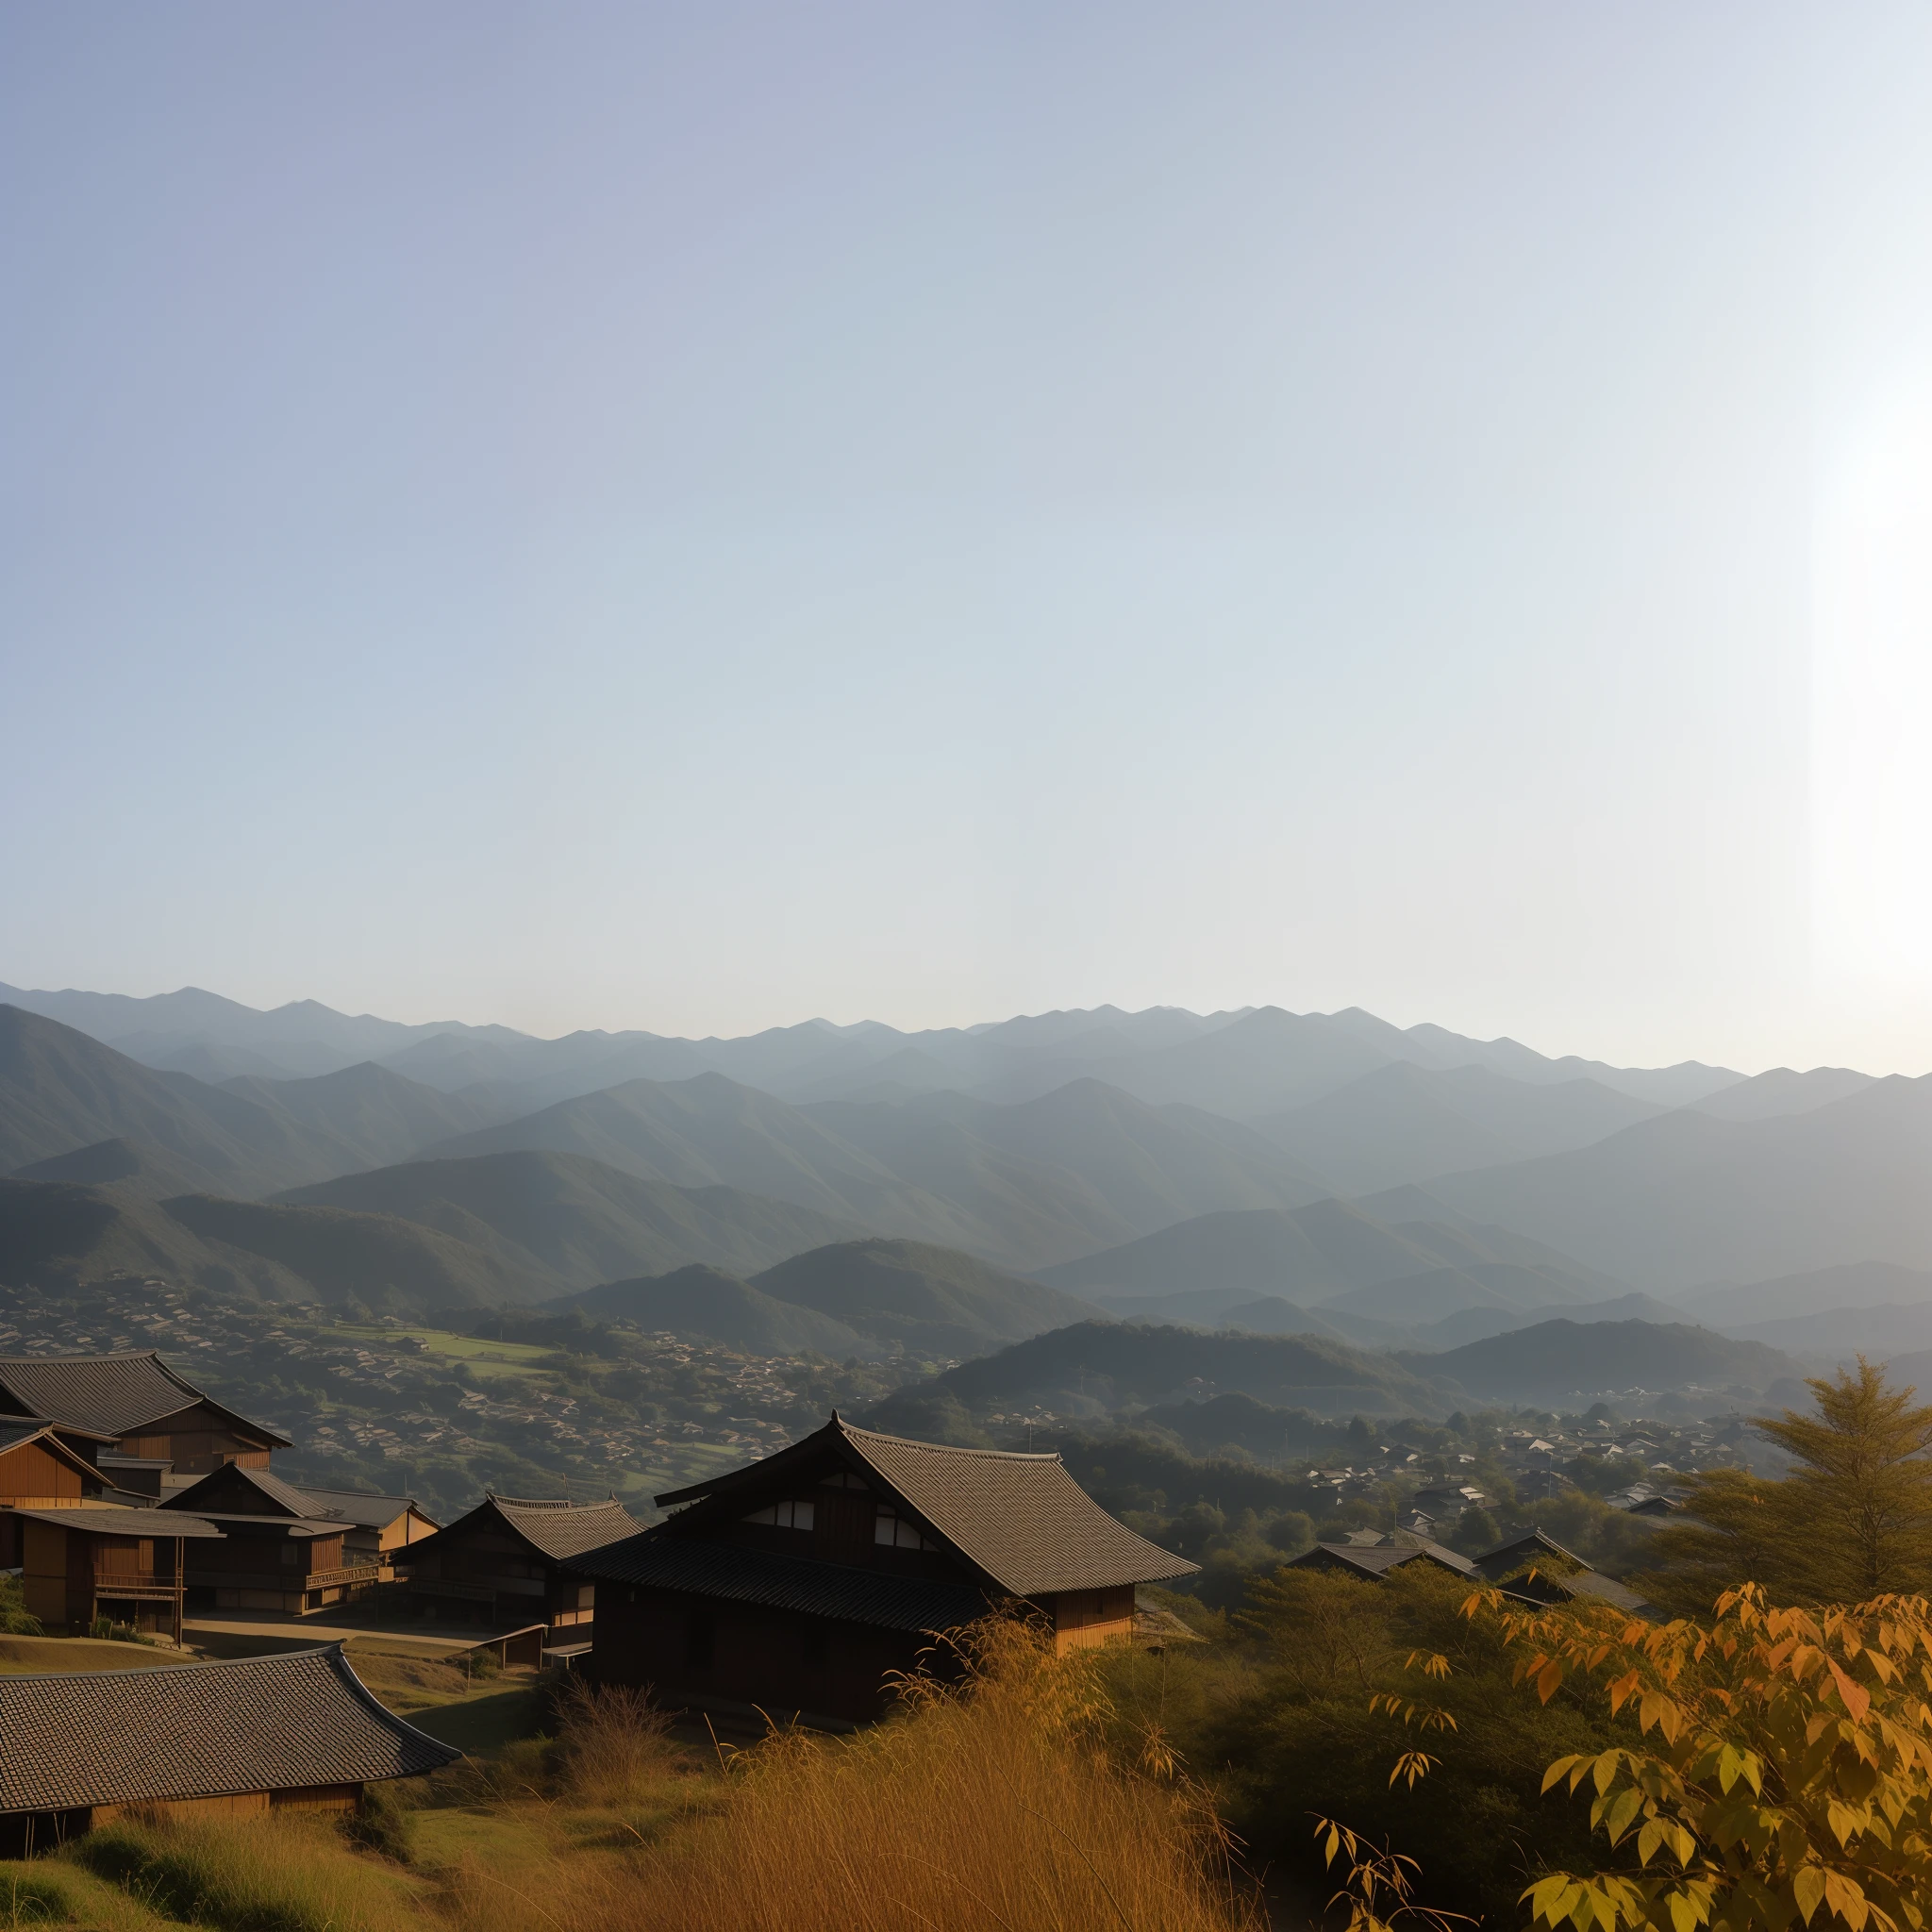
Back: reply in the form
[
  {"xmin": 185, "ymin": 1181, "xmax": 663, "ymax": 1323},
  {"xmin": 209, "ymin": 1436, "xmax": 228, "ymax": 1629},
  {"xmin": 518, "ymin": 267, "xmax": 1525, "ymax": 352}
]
[{"xmin": 276, "ymin": 1150, "xmax": 861, "ymax": 1287}]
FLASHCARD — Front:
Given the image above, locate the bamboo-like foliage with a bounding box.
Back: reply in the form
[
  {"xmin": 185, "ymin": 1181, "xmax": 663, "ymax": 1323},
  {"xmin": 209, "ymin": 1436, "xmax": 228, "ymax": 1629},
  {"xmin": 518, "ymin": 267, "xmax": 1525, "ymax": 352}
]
[{"xmin": 1488, "ymin": 1583, "xmax": 1932, "ymax": 1932}]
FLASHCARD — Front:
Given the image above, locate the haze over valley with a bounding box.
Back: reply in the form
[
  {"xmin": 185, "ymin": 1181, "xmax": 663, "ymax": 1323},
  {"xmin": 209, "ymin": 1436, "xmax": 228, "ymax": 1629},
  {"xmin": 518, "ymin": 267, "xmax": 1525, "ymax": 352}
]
[{"xmin": 4, "ymin": 982, "xmax": 1924, "ymax": 1446}]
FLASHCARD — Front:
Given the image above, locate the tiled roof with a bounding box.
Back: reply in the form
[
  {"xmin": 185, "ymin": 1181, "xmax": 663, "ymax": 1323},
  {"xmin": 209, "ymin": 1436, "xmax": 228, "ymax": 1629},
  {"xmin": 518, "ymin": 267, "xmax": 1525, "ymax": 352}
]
[
  {"xmin": 3, "ymin": 1507, "xmax": 225, "ymax": 1538},
  {"xmin": 657, "ymin": 1416, "xmax": 1197, "ymax": 1595},
  {"xmin": 575, "ymin": 1536, "xmax": 991, "ymax": 1633},
  {"xmin": 1293, "ymin": 1541, "xmax": 1476, "ymax": 1580},
  {"xmin": 0, "ymin": 1353, "xmax": 291, "ymax": 1445},
  {"xmin": 162, "ymin": 1464, "xmax": 317, "ymax": 1520},
  {"xmin": 0, "ymin": 1645, "xmax": 460, "ymax": 1813},
  {"xmin": 406, "ymin": 1494, "xmax": 642, "ymax": 1567},
  {"xmin": 491, "ymin": 1495, "xmax": 642, "ymax": 1560},
  {"xmin": 1473, "ymin": 1528, "xmax": 1580, "ymax": 1580},
  {"xmin": 301, "ymin": 1489, "xmax": 429, "ymax": 1531}
]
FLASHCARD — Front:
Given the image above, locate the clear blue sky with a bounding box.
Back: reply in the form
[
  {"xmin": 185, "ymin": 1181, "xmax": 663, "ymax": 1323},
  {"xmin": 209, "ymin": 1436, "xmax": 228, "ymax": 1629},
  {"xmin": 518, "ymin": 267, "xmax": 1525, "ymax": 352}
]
[{"xmin": 5, "ymin": 4, "xmax": 1930, "ymax": 1071}]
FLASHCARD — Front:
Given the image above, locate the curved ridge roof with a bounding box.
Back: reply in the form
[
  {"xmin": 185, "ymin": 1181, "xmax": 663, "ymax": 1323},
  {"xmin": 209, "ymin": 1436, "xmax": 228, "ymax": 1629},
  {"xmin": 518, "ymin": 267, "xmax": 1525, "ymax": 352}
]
[
  {"xmin": 653, "ymin": 1414, "xmax": 1197, "ymax": 1596},
  {"xmin": 0, "ymin": 1644, "xmax": 460, "ymax": 1814},
  {"xmin": 0, "ymin": 1351, "xmax": 290, "ymax": 1444}
]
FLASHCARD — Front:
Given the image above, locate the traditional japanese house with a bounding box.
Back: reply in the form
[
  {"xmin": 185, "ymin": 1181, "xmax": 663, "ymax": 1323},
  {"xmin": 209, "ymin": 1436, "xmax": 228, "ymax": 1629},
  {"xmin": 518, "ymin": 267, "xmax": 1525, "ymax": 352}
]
[
  {"xmin": 0, "ymin": 1352, "xmax": 290, "ymax": 1475},
  {"xmin": 572, "ymin": 1414, "xmax": 1198, "ymax": 1725},
  {"xmin": 302, "ymin": 1486, "xmax": 440, "ymax": 1573},
  {"xmin": 399, "ymin": 1493, "xmax": 640, "ymax": 1634},
  {"xmin": 159, "ymin": 1465, "xmax": 439, "ymax": 1611},
  {"xmin": 0, "ymin": 1645, "xmax": 460, "ymax": 1857},
  {"xmin": 2, "ymin": 1505, "xmax": 223, "ymax": 1642},
  {"xmin": 0, "ymin": 1418, "xmax": 117, "ymax": 1518},
  {"xmin": 1289, "ymin": 1536, "xmax": 1476, "ymax": 1583},
  {"xmin": 1470, "ymin": 1527, "xmax": 1659, "ymax": 1620}
]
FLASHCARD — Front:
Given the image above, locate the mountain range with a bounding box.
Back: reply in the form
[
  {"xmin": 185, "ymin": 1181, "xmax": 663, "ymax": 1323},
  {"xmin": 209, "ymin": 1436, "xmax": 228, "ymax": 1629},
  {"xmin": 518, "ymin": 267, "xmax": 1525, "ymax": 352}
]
[{"xmin": 4, "ymin": 987, "xmax": 1926, "ymax": 1391}]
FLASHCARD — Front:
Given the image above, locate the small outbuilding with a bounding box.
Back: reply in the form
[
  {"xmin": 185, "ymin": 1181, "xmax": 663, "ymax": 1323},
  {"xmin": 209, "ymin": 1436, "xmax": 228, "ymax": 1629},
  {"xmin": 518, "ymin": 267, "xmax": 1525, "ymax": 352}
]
[
  {"xmin": 0, "ymin": 1644, "xmax": 460, "ymax": 1857},
  {"xmin": 575, "ymin": 1413, "xmax": 1198, "ymax": 1726},
  {"xmin": 398, "ymin": 1493, "xmax": 641, "ymax": 1635}
]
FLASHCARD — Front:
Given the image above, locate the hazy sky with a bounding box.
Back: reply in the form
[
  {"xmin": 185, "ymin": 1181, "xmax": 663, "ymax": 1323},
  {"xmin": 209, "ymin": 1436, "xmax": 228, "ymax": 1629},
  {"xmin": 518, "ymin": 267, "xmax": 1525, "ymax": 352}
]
[{"xmin": 5, "ymin": 5, "xmax": 1930, "ymax": 1072}]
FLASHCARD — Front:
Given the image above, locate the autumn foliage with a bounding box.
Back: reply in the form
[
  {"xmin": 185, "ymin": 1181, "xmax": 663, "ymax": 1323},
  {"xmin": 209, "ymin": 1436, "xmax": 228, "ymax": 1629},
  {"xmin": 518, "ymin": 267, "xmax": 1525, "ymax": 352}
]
[{"xmin": 1490, "ymin": 1583, "xmax": 1932, "ymax": 1932}]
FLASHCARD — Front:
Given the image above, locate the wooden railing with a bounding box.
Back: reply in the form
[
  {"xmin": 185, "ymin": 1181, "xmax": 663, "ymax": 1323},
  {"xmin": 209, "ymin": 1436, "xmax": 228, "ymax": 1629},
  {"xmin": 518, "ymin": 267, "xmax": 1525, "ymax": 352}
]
[
  {"xmin": 91, "ymin": 1569, "xmax": 182, "ymax": 1599},
  {"xmin": 306, "ymin": 1565, "xmax": 382, "ymax": 1591}
]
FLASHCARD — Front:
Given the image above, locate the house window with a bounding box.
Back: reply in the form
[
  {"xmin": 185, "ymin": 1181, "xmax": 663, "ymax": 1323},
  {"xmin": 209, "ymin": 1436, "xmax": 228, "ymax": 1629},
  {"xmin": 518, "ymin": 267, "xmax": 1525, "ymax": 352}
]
[
  {"xmin": 742, "ymin": 1500, "xmax": 814, "ymax": 1531},
  {"xmin": 874, "ymin": 1507, "xmax": 939, "ymax": 1552}
]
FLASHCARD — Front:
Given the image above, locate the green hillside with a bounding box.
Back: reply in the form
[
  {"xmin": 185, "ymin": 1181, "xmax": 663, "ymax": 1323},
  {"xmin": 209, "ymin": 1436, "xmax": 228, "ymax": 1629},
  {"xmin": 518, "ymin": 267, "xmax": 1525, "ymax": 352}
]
[
  {"xmin": 1037, "ymin": 1197, "xmax": 1613, "ymax": 1309},
  {"xmin": 866, "ymin": 1319, "xmax": 1441, "ymax": 1436},
  {"xmin": 158, "ymin": 1194, "xmax": 551, "ymax": 1309},
  {"xmin": 1411, "ymin": 1318, "xmax": 1802, "ymax": 1402},
  {"xmin": 559, "ymin": 1263, "xmax": 868, "ymax": 1356},
  {"xmin": 276, "ymin": 1149, "xmax": 860, "ymax": 1287},
  {"xmin": 747, "ymin": 1238, "xmax": 1103, "ymax": 1353}
]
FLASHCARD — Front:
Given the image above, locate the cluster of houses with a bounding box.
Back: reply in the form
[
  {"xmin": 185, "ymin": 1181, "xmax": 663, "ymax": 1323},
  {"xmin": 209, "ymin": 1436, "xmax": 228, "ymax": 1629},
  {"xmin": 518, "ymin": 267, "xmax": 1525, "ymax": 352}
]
[{"xmin": 1, "ymin": 1345, "xmax": 1660, "ymax": 1853}]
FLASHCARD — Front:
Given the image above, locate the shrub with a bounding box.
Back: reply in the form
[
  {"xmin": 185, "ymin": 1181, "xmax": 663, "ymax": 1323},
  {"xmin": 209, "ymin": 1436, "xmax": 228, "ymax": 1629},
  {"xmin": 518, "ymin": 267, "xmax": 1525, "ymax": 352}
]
[
  {"xmin": 0, "ymin": 1575, "xmax": 42, "ymax": 1638},
  {"xmin": 341, "ymin": 1781, "xmax": 416, "ymax": 1865},
  {"xmin": 550, "ymin": 1676, "xmax": 686, "ymax": 1807},
  {"xmin": 1502, "ymin": 1582, "xmax": 1932, "ymax": 1932}
]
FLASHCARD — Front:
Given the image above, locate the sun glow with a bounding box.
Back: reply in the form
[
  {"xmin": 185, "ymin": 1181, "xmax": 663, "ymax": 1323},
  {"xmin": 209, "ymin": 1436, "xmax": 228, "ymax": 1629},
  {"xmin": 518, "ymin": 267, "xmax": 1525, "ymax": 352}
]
[{"xmin": 1811, "ymin": 370, "xmax": 1932, "ymax": 988}]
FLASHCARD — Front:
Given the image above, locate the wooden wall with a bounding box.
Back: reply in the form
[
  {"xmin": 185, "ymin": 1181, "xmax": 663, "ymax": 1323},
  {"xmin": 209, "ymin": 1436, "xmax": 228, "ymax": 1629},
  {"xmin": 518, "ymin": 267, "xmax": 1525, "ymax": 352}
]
[
  {"xmin": 0, "ymin": 1440, "xmax": 83, "ymax": 1508},
  {"xmin": 1048, "ymin": 1585, "xmax": 1137, "ymax": 1654},
  {"xmin": 592, "ymin": 1584, "xmax": 933, "ymax": 1724}
]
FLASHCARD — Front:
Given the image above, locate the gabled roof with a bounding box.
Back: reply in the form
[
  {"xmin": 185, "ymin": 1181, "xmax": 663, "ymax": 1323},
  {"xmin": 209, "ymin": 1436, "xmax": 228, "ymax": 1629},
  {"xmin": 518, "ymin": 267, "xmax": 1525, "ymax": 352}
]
[
  {"xmin": 302, "ymin": 1488, "xmax": 433, "ymax": 1531},
  {"xmin": 0, "ymin": 1413, "xmax": 116, "ymax": 1448},
  {"xmin": 0, "ymin": 1420, "xmax": 107, "ymax": 1488},
  {"xmin": 3, "ymin": 1507, "xmax": 225, "ymax": 1537},
  {"xmin": 0, "ymin": 1353, "xmax": 291, "ymax": 1446},
  {"xmin": 574, "ymin": 1536, "xmax": 991, "ymax": 1633},
  {"xmin": 1472, "ymin": 1527, "xmax": 1580, "ymax": 1580},
  {"xmin": 1292, "ymin": 1540, "xmax": 1476, "ymax": 1580},
  {"xmin": 0, "ymin": 1645, "xmax": 459, "ymax": 1814},
  {"xmin": 162, "ymin": 1463, "xmax": 317, "ymax": 1520},
  {"xmin": 405, "ymin": 1493, "xmax": 641, "ymax": 1567},
  {"xmin": 655, "ymin": 1414, "xmax": 1197, "ymax": 1595}
]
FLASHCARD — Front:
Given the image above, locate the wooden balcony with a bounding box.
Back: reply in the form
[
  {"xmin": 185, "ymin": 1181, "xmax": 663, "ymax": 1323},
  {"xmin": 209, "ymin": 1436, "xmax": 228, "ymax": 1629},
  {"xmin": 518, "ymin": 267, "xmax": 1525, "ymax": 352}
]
[{"xmin": 91, "ymin": 1569, "xmax": 183, "ymax": 1602}]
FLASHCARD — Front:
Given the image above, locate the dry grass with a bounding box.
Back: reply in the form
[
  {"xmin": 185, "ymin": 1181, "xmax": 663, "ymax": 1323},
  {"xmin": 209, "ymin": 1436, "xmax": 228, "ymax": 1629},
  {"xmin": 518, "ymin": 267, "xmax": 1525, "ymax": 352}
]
[
  {"xmin": 449, "ymin": 1619, "xmax": 1263, "ymax": 1932},
  {"xmin": 0, "ymin": 1624, "xmax": 1259, "ymax": 1932}
]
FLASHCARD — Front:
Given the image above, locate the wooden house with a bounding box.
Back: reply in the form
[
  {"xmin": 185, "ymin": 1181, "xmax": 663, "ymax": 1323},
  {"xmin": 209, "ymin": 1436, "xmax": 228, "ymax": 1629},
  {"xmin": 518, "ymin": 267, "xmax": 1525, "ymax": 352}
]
[
  {"xmin": 1, "ymin": 1506, "xmax": 223, "ymax": 1642},
  {"xmin": 0, "ymin": 1352, "xmax": 290, "ymax": 1475},
  {"xmin": 0, "ymin": 1418, "xmax": 117, "ymax": 1516},
  {"xmin": 573, "ymin": 1414, "xmax": 1198, "ymax": 1726},
  {"xmin": 161, "ymin": 1466, "xmax": 441, "ymax": 1609},
  {"xmin": 0, "ymin": 1644, "xmax": 459, "ymax": 1857},
  {"xmin": 399, "ymin": 1493, "xmax": 640, "ymax": 1635},
  {"xmin": 1289, "ymin": 1537, "xmax": 1477, "ymax": 1583},
  {"xmin": 158, "ymin": 1466, "xmax": 391, "ymax": 1616}
]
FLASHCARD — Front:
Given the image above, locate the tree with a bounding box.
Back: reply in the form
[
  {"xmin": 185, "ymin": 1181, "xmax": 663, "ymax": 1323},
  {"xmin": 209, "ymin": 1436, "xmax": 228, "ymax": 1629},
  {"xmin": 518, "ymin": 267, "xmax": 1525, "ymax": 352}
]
[
  {"xmin": 1497, "ymin": 1582, "xmax": 1932, "ymax": 1932},
  {"xmin": 1650, "ymin": 1359, "xmax": 1932, "ymax": 1610}
]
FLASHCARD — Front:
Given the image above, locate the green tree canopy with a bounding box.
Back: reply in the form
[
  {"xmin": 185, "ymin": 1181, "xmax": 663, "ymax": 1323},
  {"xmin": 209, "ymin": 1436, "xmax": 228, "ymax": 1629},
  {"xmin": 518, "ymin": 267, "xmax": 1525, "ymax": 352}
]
[{"xmin": 1650, "ymin": 1358, "xmax": 1932, "ymax": 1610}]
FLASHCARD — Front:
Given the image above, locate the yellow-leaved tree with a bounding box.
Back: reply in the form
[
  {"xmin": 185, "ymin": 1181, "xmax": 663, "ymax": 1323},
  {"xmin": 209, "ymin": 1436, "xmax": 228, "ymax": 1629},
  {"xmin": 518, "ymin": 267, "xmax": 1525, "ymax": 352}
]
[{"xmin": 1494, "ymin": 1583, "xmax": 1932, "ymax": 1932}]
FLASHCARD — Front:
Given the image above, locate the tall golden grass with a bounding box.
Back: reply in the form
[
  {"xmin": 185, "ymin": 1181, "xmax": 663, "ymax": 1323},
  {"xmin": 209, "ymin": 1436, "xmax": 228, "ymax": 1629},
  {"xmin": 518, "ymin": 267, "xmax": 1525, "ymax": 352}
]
[{"xmin": 450, "ymin": 1618, "xmax": 1263, "ymax": 1932}]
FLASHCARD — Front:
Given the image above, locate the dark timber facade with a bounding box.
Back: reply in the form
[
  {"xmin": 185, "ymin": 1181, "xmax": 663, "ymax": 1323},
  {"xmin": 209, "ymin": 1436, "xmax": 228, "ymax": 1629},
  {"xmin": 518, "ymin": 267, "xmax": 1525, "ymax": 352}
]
[
  {"xmin": 574, "ymin": 1414, "xmax": 1197, "ymax": 1726},
  {"xmin": 398, "ymin": 1494, "xmax": 640, "ymax": 1635}
]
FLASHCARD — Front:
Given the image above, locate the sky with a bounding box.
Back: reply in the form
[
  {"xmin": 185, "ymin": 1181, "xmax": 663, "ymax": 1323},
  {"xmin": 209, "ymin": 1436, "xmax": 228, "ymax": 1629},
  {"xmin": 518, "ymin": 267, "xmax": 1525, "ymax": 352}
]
[{"xmin": 4, "ymin": 4, "xmax": 1930, "ymax": 1073}]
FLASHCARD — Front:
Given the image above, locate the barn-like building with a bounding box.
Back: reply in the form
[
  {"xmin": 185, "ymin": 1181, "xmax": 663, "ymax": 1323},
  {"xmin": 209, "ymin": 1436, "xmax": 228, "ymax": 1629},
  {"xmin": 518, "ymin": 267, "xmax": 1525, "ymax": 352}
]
[
  {"xmin": 0, "ymin": 1645, "xmax": 459, "ymax": 1857},
  {"xmin": 573, "ymin": 1414, "xmax": 1197, "ymax": 1725}
]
